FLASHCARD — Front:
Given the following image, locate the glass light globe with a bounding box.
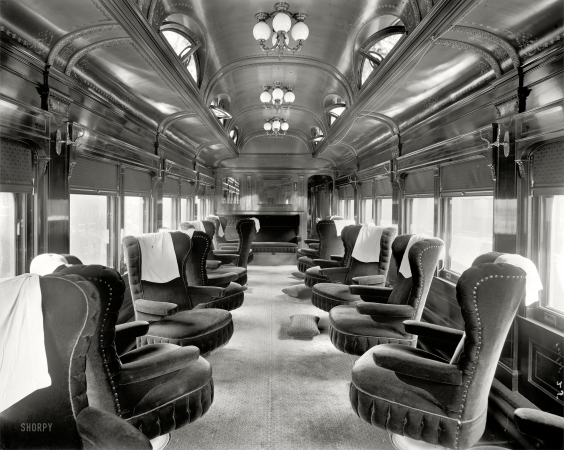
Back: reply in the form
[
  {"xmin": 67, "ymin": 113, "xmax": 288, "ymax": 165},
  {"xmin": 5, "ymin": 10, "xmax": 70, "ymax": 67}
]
[
  {"xmin": 281, "ymin": 122, "xmax": 289, "ymax": 131},
  {"xmin": 272, "ymin": 120, "xmax": 281, "ymax": 130},
  {"xmin": 253, "ymin": 20, "xmax": 271, "ymax": 41},
  {"xmin": 272, "ymin": 87, "xmax": 284, "ymax": 100},
  {"xmin": 264, "ymin": 122, "xmax": 272, "ymax": 131},
  {"xmin": 283, "ymin": 91, "xmax": 295, "ymax": 103},
  {"xmin": 260, "ymin": 91, "xmax": 272, "ymax": 103},
  {"xmin": 291, "ymin": 21, "xmax": 309, "ymax": 41},
  {"xmin": 272, "ymin": 12, "xmax": 291, "ymax": 32},
  {"xmin": 272, "ymin": 32, "xmax": 289, "ymax": 46}
]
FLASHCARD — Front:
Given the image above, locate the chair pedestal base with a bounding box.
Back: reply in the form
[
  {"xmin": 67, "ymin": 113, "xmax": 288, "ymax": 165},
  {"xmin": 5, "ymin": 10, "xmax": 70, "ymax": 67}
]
[
  {"xmin": 150, "ymin": 433, "xmax": 170, "ymax": 450},
  {"xmin": 391, "ymin": 433, "xmax": 449, "ymax": 450}
]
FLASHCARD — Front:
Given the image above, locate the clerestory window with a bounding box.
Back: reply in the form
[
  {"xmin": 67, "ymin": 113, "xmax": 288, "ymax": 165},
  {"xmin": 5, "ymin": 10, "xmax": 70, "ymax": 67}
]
[
  {"xmin": 359, "ymin": 28, "xmax": 404, "ymax": 87},
  {"xmin": 162, "ymin": 29, "xmax": 200, "ymax": 84}
]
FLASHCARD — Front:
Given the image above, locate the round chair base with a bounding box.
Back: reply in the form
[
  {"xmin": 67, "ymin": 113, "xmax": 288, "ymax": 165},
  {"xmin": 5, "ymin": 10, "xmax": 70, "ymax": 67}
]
[
  {"xmin": 391, "ymin": 433, "xmax": 449, "ymax": 450},
  {"xmin": 150, "ymin": 433, "xmax": 170, "ymax": 450}
]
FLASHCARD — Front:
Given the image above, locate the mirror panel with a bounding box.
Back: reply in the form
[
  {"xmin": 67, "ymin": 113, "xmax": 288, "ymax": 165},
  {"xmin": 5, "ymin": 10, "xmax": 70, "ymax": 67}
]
[{"xmin": 257, "ymin": 176, "xmax": 294, "ymax": 205}]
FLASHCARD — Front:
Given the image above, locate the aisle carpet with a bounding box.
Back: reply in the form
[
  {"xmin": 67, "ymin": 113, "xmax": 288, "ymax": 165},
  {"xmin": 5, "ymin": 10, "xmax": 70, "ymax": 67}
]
[{"xmin": 168, "ymin": 265, "xmax": 394, "ymax": 450}]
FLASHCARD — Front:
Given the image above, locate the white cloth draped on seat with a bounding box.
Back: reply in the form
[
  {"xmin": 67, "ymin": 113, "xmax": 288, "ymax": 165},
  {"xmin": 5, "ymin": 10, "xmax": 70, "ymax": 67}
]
[
  {"xmin": 351, "ymin": 224, "xmax": 384, "ymax": 263},
  {"xmin": 137, "ymin": 233, "xmax": 180, "ymax": 283},
  {"xmin": 0, "ymin": 274, "xmax": 51, "ymax": 413},
  {"xmin": 398, "ymin": 234, "xmax": 444, "ymax": 278},
  {"xmin": 159, "ymin": 228, "xmax": 195, "ymax": 238},
  {"xmin": 185, "ymin": 220, "xmax": 206, "ymax": 232},
  {"xmin": 333, "ymin": 219, "xmax": 355, "ymax": 236},
  {"xmin": 29, "ymin": 254, "xmax": 70, "ymax": 275},
  {"xmin": 494, "ymin": 254, "xmax": 543, "ymax": 305},
  {"xmin": 208, "ymin": 215, "xmax": 224, "ymax": 237},
  {"xmin": 250, "ymin": 217, "xmax": 260, "ymax": 232}
]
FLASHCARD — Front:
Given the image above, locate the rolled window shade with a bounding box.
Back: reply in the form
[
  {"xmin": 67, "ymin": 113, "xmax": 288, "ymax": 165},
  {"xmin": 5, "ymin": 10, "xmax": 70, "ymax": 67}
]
[
  {"xmin": 338, "ymin": 186, "xmax": 346, "ymax": 200},
  {"xmin": 374, "ymin": 178, "xmax": 392, "ymax": 197},
  {"xmin": 359, "ymin": 180, "xmax": 373, "ymax": 198},
  {"xmin": 532, "ymin": 140, "xmax": 564, "ymax": 187},
  {"xmin": 441, "ymin": 158, "xmax": 493, "ymax": 193},
  {"xmin": 404, "ymin": 168, "xmax": 435, "ymax": 195},
  {"xmin": 345, "ymin": 184, "xmax": 354, "ymax": 198},
  {"xmin": 0, "ymin": 138, "xmax": 33, "ymax": 192},
  {"xmin": 163, "ymin": 176, "xmax": 179, "ymax": 196},
  {"xmin": 180, "ymin": 180, "xmax": 194, "ymax": 197},
  {"xmin": 196, "ymin": 184, "xmax": 206, "ymax": 196},
  {"xmin": 70, "ymin": 158, "xmax": 119, "ymax": 193},
  {"xmin": 124, "ymin": 168, "xmax": 152, "ymax": 196}
]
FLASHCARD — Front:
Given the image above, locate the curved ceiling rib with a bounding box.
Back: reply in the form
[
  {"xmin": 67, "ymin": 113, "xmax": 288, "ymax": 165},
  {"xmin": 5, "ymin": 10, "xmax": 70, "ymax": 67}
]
[
  {"xmin": 434, "ymin": 39, "xmax": 502, "ymax": 78},
  {"xmin": 65, "ymin": 37, "xmax": 133, "ymax": 75},
  {"xmin": 327, "ymin": 142, "xmax": 357, "ymax": 159},
  {"xmin": 158, "ymin": 110, "xmax": 198, "ymax": 134},
  {"xmin": 240, "ymin": 130, "xmax": 313, "ymax": 154},
  {"xmin": 203, "ymin": 56, "xmax": 355, "ymax": 106},
  {"xmin": 317, "ymin": 156, "xmax": 337, "ymax": 168},
  {"xmin": 360, "ymin": 112, "xmax": 400, "ymax": 135}
]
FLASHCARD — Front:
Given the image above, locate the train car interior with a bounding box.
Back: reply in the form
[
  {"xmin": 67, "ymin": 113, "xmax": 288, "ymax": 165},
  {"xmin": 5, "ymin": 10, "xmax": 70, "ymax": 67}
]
[{"xmin": 0, "ymin": 0, "xmax": 563, "ymax": 448}]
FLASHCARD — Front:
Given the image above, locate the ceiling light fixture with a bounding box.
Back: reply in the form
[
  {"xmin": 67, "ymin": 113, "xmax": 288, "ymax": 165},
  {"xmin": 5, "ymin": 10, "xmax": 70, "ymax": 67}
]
[
  {"xmin": 260, "ymin": 81, "xmax": 295, "ymax": 113},
  {"xmin": 253, "ymin": 2, "xmax": 309, "ymax": 58},
  {"xmin": 264, "ymin": 117, "xmax": 289, "ymax": 138}
]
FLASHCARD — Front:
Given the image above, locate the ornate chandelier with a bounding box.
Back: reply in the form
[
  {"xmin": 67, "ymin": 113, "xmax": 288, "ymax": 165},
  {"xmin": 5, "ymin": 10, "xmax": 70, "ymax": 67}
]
[
  {"xmin": 252, "ymin": 2, "xmax": 309, "ymax": 57},
  {"xmin": 260, "ymin": 81, "xmax": 295, "ymax": 113},
  {"xmin": 263, "ymin": 117, "xmax": 289, "ymax": 138}
]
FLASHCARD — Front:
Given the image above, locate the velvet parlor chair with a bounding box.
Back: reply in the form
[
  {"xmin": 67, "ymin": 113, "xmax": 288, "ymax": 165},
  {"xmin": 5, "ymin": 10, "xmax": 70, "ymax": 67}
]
[
  {"xmin": 213, "ymin": 218, "xmax": 257, "ymax": 267},
  {"xmin": 122, "ymin": 232, "xmax": 234, "ymax": 352},
  {"xmin": 329, "ymin": 236, "xmax": 444, "ymax": 355},
  {"xmin": 0, "ymin": 273, "xmax": 152, "ymax": 450},
  {"xmin": 52, "ymin": 265, "xmax": 214, "ymax": 446},
  {"xmin": 216, "ymin": 215, "xmax": 239, "ymax": 248},
  {"xmin": 297, "ymin": 219, "xmax": 345, "ymax": 273},
  {"xmin": 350, "ymin": 262, "xmax": 527, "ymax": 450}
]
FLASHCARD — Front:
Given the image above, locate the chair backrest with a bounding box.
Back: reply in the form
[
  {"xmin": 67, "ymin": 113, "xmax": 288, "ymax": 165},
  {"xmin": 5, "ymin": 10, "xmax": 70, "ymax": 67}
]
[
  {"xmin": 235, "ymin": 219, "xmax": 257, "ymax": 268},
  {"xmin": 317, "ymin": 220, "xmax": 344, "ymax": 260},
  {"xmin": 456, "ymin": 263, "xmax": 525, "ymax": 426},
  {"xmin": 340, "ymin": 224, "xmax": 361, "ymax": 268},
  {"xmin": 204, "ymin": 216, "xmax": 221, "ymax": 249},
  {"xmin": 184, "ymin": 230, "xmax": 212, "ymax": 286},
  {"xmin": 122, "ymin": 232, "xmax": 194, "ymax": 313},
  {"xmin": 387, "ymin": 236, "xmax": 444, "ymax": 324},
  {"xmin": 344, "ymin": 227, "xmax": 398, "ymax": 284},
  {"xmin": 216, "ymin": 216, "xmax": 230, "ymax": 245},
  {"xmin": 0, "ymin": 274, "xmax": 99, "ymax": 449}
]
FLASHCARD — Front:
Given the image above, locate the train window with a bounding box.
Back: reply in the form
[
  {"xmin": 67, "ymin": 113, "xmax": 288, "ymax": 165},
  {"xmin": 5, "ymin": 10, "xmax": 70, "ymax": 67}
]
[
  {"xmin": 161, "ymin": 29, "xmax": 200, "ymax": 84},
  {"xmin": 70, "ymin": 194, "xmax": 114, "ymax": 266},
  {"xmin": 124, "ymin": 196, "xmax": 150, "ymax": 236},
  {"xmin": 359, "ymin": 29, "xmax": 404, "ymax": 87},
  {"xmin": 0, "ymin": 193, "xmax": 17, "ymax": 277},
  {"xmin": 162, "ymin": 197, "xmax": 174, "ymax": 229},
  {"xmin": 360, "ymin": 198, "xmax": 373, "ymax": 223},
  {"xmin": 406, "ymin": 197, "xmax": 434, "ymax": 235},
  {"xmin": 378, "ymin": 198, "xmax": 393, "ymax": 226}
]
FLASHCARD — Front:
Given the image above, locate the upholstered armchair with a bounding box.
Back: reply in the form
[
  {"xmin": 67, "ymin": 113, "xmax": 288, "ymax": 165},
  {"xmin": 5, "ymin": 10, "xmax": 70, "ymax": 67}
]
[
  {"xmin": 52, "ymin": 265, "xmax": 215, "ymax": 445},
  {"xmin": 213, "ymin": 218, "xmax": 257, "ymax": 268},
  {"xmin": 328, "ymin": 236, "xmax": 444, "ymax": 355},
  {"xmin": 310, "ymin": 227, "xmax": 397, "ymax": 312},
  {"xmin": 296, "ymin": 220, "xmax": 345, "ymax": 273},
  {"xmin": 0, "ymin": 274, "xmax": 151, "ymax": 450},
  {"xmin": 350, "ymin": 262, "xmax": 526, "ymax": 450},
  {"xmin": 304, "ymin": 224, "xmax": 359, "ymax": 288},
  {"xmin": 216, "ymin": 215, "xmax": 239, "ymax": 249},
  {"xmin": 122, "ymin": 232, "xmax": 234, "ymax": 351}
]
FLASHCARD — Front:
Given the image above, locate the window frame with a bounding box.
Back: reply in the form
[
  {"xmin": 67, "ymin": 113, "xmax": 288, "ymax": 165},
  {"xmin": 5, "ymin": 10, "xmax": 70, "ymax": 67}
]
[
  {"xmin": 160, "ymin": 25, "xmax": 201, "ymax": 86},
  {"xmin": 404, "ymin": 194, "xmax": 435, "ymax": 236}
]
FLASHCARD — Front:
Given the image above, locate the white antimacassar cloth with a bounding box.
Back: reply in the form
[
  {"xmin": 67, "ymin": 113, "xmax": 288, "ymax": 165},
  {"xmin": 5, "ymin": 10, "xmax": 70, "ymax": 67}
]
[
  {"xmin": 0, "ymin": 274, "xmax": 51, "ymax": 413},
  {"xmin": 208, "ymin": 215, "xmax": 224, "ymax": 237},
  {"xmin": 250, "ymin": 217, "xmax": 260, "ymax": 232},
  {"xmin": 137, "ymin": 233, "xmax": 180, "ymax": 283},
  {"xmin": 29, "ymin": 254, "xmax": 70, "ymax": 275},
  {"xmin": 351, "ymin": 224, "xmax": 384, "ymax": 263},
  {"xmin": 185, "ymin": 220, "xmax": 206, "ymax": 232},
  {"xmin": 398, "ymin": 234, "xmax": 445, "ymax": 279},
  {"xmin": 494, "ymin": 254, "xmax": 543, "ymax": 306},
  {"xmin": 332, "ymin": 219, "xmax": 355, "ymax": 236},
  {"xmin": 159, "ymin": 228, "xmax": 195, "ymax": 238}
]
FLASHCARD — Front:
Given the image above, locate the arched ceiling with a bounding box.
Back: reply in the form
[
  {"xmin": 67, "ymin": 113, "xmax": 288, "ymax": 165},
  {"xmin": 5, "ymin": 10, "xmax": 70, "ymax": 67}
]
[{"xmin": 1, "ymin": 0, "xmax": 562, "ymax": 171}]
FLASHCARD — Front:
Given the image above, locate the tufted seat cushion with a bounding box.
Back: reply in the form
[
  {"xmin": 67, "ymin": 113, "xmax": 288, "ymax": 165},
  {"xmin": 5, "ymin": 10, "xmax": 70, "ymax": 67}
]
[
  {"xmin": 329, "ymin": 305, "xmax": 412, "ymax": 355},
  {"xmin": 311, "ymin": 283, "xmax": 361, "ymax": 312},
  {"xmin": 297, "ymin": 256, "xmax": 317, "ymax": 273},
  {"xmin": 204, "ymin": 282, "xmax": 245, "ymax": 311},
  {"xmin": 138, "ymin": 309, "xmax": 233, "ymax": 355},
  {"xmin": 211, "ymin": 265, "xmax": 247, "ymax": 286},
  {"xmin": 297, "ymin": 248, "xmax": 319, "ymax": 259},
  {"xmin": 304, "ymin": 266, "xmax": 329, "ymax": 287}
]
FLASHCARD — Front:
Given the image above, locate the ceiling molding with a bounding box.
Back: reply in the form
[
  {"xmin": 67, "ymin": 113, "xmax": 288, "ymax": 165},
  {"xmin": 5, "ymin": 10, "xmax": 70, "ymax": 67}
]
[
  {"xmin": 65, "ymin": 37, "xmax": 133, "ymax": 75},
  {"xmin": 451, "ymin": 25, "xmax": 521, "ymax": 69},
  {"xmin": 317, "ymin": 156, "xmax": 337, "ymax": 168},
  {"xmin": 434, "ymin": 39, "xmax": 502, "ymax": 78},
  {"xmin": 327, "ymin": 142, "xmax": 358, "ymax": 159},
  {"xmin": 194, "ymin": 141, "xmax": 221, "ymax": 159},
  {"xmin": 158, "ymin": 110, "xmax": 198, "ymax": 134},
  {"xmin": 240, "ymin": 129, "xmax": 313, "ymax": 153},
  {"xmin": 359, "ymin": 111, "xmax": 400, "ymax": 135},
  {"xmin": 203, "ymin": 55, "xmax": 355, "ymax": 106}
]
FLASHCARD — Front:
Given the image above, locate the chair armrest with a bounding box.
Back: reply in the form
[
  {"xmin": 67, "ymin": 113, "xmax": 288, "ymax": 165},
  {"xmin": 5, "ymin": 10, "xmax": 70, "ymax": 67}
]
[
  {"xmin": 185, "ymin": 285, "xmax": 225, "ymax": 298},
  {"xmin": 403, "ymin": 321, "xmax": 464, "ymax": 343},
  {"xmin": 356, "ymin": 302, "xmax": 414, "ymax": 318},
  {"xmin": 318, "ymin": 267, "xmax": 349, "ymax": 278},
  {"xmin": 134, "ymin": 299, "xmax": 178, "ymax": 316},
  {"xmin": 214, "ymin": 248, "xmax": 238, "ymax": 255},
  {"xmin": 207, "ymin": 272, "xmax": 238, "ymax": 286},
  {"xmin": 295, "ymin": 236, "xmax": 302, "ymax": 243},
  {"xmin": 313, "ymin": 259, "xmax": 342, "ymax": 269},
  {"xmin": 115, "ymin": 321, "xmax": 149, "ymax": 342},
  {"xmin": 352, "ymin": 275, "xmax": 386, "ymax": 286},
  {"xmin": 206, "ymin": 260, "xmax": 222, "ymax": 270},
  {"xmin": 76, "ymin": 407, "xmax": 152, "ymax": 450},
  {"xmin": 304, "ymin": 239, "xmax": 319, "ymax": 245},
  {"xmin": 349, "ymin": 285, "xmax": 393, "ymax": 302},
  {"xmin": 121, "ymin": 345, "xmax": 200, "ymax": 383},
  {"xmin": 373, "ymin": 345, "xmax": 462, "ymax": 385},
  {"xmin": 514, "ymin": 408, "xmax": 564, "ymax": 444},
  {"xmin": 212, "ymin": 253, "xmax": 239, "ymax": 264},
  {"xmin": 330, "ymin": 255, "xmax": 344, "ymax": 262}
]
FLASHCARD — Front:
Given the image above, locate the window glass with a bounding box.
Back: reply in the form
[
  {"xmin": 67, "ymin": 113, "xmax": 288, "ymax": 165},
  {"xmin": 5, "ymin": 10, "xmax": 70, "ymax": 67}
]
[
  {"xmin": 408, "ymin": 197, "xmax": 434, "ymax": 235},
  {"xmin": 361, "ymin": 34, "xmax": 403, "ymax": 86},
  {"xmin": 195, "ymin": 197, "xmax": 201, "ymax": 220},
  {"xmin": 70, "ymin": 194, "xmax": 110, "ymax": 265},
  {"xmin": 162, "ymin": 197, "xmax": 173, "ymax": 229},
  {"xmin": 540, "ymin": 195, "xmax": 564, "ymax": 313},
  {"xmin": 446, "ymin": 196, "xmax": 493, "ymax": 274},
  {"xmin": 181, "ymin": 199, "xmax": 188, "ymax": 222},
  {"xmin": 345, "ymin": 198, "xmax": 354, "ymax": 220},
  {"xmin": 338, "ymin": 199, "xmax": 345, "ymax": 218},
  {"xmin": 162, "ymin": 30, "xmax": 198, "ymax": 82},
  {"xmin": 361, "ymin": 198, "xmax": 373, "ymax": 224},
  {"xmin": 0, "ymin": 193, "xmax": 16, "ymax": 277},
  {"xmin": 124, "ymin": 196, "xmax": 149, "ymax": 237},
  {"xmin": 379, "ymin": 198, "xmax": 393, "ymax": 226}
]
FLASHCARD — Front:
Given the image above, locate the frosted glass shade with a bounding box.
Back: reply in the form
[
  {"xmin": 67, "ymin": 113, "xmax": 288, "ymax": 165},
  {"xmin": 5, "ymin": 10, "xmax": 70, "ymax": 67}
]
[
  {"xmin": 272, "ymin": 12, "xmax": 291, "ymax": 32},
  {"xmin": 253, "ymin": 21, "xmax": 271, "ymax": 41},
  {"xmin": 283, "ymin": 91, "xmax": 295, "ymax": 103},
  {"xmin": 264, "ymin": 122, "xmax": 272, "ymax": 131},
  {"xmin": 260, "ymin": 91, "xmax": 272, "ymax": 103},
  {"xmin": 272, "ymin": 88, "xmax": 284, "ymax": 100},
  {"xmin": 281, "ymin": 122, "xmax": 289, "ymax": 131},
  {"xmin": 272, "ymin": 120, "xmax": 281, "ymax": 130},
  {"xmin": 291, "ymin": 21, "xmax": 309, "ymax": 41}
]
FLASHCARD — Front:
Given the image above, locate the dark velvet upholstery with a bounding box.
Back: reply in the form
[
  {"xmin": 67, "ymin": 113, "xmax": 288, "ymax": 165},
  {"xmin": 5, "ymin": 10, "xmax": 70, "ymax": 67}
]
[
  {"xmin": 122, "ymin": 232, "xmax": 234, "ymax": 350},
  {"xmin": 513, "ymin": 408, "xmax": 564, "ymax": 449},
  {"xmin": 216, "ymin": 215, "xmax": 239, "ymax": 248},
  {"xmin": 297, "ymin": 220, "xmax": 346, "ymax": 273},
  {"xmin": 0, "ymin": 274, "xmax": 151, "ymax": 450},
  {"xmin": 304, "ymin": 224, "xmax": 358, "ymax": 287},
  {"xmin": 310, "ymin": 227, "xmax": 397, "ymax": 312},
  {"xmin": 350, "ymin": 262, "xmax": 527, "ymax": 449},
  {"xmin": 328, "ymin": 236, "xmax": 444, "ymax": 354},
  {"xmin": 213, "ymin": 219, "xmax": 256, "ymax": 268}
]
